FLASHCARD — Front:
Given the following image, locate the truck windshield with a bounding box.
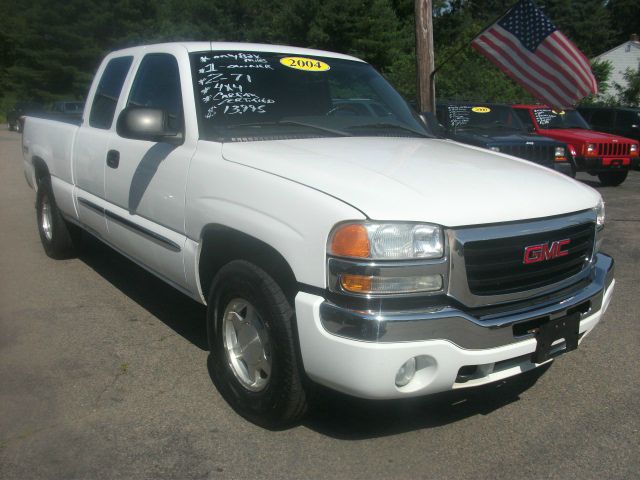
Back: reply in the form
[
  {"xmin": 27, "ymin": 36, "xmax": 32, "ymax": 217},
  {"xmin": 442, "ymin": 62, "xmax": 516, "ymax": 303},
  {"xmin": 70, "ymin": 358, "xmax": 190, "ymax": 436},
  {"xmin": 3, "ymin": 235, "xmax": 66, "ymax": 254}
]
[
  {"xmin": 189, "ymin": 51, "xmax": 431, "ymax": 142},
  {"xmin": 533, "ymin": 109, "xmax": 590, "ymax": 129},
  {"xmin": 437, "ymin": 104, "xmax": 525, "ymax": 131}
]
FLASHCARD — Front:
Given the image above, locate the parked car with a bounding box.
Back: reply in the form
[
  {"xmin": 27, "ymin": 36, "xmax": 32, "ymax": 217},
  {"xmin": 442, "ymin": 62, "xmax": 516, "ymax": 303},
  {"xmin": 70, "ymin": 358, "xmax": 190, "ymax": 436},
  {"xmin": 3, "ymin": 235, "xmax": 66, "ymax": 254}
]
[
  {"xmin": 512, "ymin": 105, "xmax": 638, "ymax": 186},
  {"xmin": 434, "ymin": 102, "xmax": 573, "ymax": 175},
  {"xmin": 21, "ymin": 42, "xmax": 614, "ymax": 428},
  {"xmin": 7, "ymin": 102, "xmax": 43, "ymax": 132},
  {"xmin": 51, "ymin": 101, "xmax": 85, "ymax": 117},
  {"xmin": 577, "ymin": 106, "xmax": 640, "ymax": 146}
]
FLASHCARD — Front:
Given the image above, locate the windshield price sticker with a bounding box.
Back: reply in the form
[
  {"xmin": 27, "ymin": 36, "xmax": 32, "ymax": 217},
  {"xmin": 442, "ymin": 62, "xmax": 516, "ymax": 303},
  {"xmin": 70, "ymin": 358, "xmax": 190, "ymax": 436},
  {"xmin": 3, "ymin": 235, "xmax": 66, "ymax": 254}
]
[
  {"xmin": 280, "ymin": 57, "xmax": 330, "ymax": 72},
  {"xmin": 471, "ymin": 106, "xmax": 491, "ymax": 113}
]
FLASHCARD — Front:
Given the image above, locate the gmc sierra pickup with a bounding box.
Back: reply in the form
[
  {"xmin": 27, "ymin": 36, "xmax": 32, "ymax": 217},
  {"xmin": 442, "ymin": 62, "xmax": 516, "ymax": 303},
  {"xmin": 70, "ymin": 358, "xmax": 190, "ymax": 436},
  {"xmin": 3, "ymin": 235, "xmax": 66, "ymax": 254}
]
[{"xmin": 22, "ymin": 42, "xmax": 615, "ymax": 428}]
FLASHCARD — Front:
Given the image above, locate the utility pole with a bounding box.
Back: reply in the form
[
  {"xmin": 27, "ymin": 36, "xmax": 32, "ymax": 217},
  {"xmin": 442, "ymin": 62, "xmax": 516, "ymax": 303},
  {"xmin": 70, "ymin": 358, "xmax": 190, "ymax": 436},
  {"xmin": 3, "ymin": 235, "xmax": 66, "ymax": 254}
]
[{"xmin": 415, "ymin": 0, "xmax": 435, "ymax": 113}]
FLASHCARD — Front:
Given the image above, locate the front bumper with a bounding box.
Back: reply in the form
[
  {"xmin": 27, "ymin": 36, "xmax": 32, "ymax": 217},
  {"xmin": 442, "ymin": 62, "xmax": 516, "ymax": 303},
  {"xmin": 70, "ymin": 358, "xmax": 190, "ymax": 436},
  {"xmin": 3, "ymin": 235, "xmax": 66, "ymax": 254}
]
[
  {"xmin": 574, "ymin": 155, "xmax": 632, "ymax": 172},
  {"xmin": 553, "ymin": 162, "xmax": 574, "ymax": 176},
  {"xmin": 295, "ymin": 254, "xmax": 614, "ymax": 399}
]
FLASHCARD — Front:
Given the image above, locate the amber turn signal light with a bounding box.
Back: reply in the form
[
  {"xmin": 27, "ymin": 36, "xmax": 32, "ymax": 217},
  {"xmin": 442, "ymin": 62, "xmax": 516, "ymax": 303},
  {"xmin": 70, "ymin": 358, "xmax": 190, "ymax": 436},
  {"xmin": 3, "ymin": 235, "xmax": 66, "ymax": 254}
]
[
  {"xmin": 330, "ymin": 223, "xmax": 370, "ymax": 258},
  {"xmin": 340, "ymin": 274, "xmax": 373, "ymax": 293}
]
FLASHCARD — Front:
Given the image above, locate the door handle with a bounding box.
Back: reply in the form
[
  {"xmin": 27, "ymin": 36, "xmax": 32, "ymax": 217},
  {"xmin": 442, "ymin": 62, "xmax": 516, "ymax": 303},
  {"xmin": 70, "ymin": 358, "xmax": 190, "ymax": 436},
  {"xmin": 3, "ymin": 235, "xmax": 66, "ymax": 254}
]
[{"xmin": 106, "ymin": 150, "xmax": 120, "ymax": 169}]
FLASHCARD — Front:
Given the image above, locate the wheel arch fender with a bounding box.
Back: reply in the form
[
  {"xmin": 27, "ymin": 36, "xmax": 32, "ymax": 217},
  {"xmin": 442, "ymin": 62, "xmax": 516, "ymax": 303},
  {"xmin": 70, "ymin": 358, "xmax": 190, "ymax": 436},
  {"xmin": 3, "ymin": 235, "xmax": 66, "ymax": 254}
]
[
  {"xmin": 31, "ymin": 156, "xmax": 50, "ymax": 191},
  {"xmin": 197, "ymin": 224, "xmax": 299, "ymax": 304}
]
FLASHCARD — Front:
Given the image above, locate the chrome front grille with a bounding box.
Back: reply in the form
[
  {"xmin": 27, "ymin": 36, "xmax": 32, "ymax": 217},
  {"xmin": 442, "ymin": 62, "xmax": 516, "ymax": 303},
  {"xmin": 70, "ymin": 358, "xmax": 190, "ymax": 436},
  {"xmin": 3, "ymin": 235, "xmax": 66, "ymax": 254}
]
[
  {"xmin": 447, "ymin": 210, "xmax": 597, "ymax": 308},
  {"xmin": 499, "ymin": 144, "xmax": 555, "ymax": 164},
  {"xmin": 463, "ymin": 222, "xmax": 594, "ymax": 295}
]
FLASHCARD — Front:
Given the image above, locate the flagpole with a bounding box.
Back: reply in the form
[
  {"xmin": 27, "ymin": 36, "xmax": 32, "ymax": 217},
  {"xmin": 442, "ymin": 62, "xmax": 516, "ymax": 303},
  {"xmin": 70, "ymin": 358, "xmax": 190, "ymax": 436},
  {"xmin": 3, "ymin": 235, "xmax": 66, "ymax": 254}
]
[{"xmin": 416, "ymin": 0, "xmax": 436, "ymax": 112}]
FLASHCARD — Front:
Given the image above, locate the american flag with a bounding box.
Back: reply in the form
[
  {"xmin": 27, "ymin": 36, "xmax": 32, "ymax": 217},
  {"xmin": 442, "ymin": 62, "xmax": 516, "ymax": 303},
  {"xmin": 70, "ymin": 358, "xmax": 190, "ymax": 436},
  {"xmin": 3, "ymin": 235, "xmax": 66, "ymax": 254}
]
[{"xmin": 471, "ymin": 0, "xmax": 597, "ymax": 109}]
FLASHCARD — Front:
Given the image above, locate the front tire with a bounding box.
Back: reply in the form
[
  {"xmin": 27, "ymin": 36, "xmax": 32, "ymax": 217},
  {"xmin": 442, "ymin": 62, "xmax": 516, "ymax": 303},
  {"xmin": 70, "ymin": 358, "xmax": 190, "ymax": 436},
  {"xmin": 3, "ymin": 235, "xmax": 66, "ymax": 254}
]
[
  {"xmin": 207, "ymin": 260, "xmax": 307, "ymax": 428},
  {"xmin": 36, "ymin": 178, "xmax": 80, "ymax": 259},
  {"xmin": 598, "ymin": 170, "xmax": 628, "ymax": 186}
]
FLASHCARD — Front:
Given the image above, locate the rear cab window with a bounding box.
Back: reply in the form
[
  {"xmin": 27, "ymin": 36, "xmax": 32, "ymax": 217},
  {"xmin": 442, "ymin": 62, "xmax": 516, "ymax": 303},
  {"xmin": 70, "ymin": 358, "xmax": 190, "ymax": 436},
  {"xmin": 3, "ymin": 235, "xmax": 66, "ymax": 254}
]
[{"xmin": 89, "ymin": 56, "xmax": 134, "ymax": 129}]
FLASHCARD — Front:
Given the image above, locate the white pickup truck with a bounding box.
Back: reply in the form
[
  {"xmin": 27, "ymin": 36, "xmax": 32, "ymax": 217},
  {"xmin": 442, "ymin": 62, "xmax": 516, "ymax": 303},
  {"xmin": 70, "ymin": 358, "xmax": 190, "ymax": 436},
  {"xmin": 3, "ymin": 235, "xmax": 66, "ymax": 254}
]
[{"xmin": 22, "ymin": 42, "xmax": 615, "ymax": 428}]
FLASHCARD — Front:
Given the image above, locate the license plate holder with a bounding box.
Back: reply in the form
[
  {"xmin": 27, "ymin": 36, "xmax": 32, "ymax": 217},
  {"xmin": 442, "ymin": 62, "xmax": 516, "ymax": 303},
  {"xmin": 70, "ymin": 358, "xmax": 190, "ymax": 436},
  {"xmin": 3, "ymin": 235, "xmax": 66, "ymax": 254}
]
[{"xmin": 533, "ymin": 313, "xmax": 580, "ymax": 364}]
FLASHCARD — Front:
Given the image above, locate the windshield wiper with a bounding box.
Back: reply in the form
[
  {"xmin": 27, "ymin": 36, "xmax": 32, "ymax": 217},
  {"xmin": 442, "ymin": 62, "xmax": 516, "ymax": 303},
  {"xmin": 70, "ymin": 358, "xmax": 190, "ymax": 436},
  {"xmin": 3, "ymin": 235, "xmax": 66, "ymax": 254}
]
[
  {"xmin": 347, "ymin": 122, "xmax": 430, "ymax": 137},
  {"xmin": 227, "ymin": 120, "xmax": 350, "ymax": 137}
]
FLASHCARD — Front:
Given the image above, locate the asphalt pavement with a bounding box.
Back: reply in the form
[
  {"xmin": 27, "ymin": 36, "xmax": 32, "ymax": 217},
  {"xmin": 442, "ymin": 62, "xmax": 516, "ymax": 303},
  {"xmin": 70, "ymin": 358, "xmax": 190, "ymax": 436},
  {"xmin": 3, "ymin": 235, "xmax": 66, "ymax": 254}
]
[{"xmin": 1, "ymin": 128, "xmax": 638, "ymax": 479}]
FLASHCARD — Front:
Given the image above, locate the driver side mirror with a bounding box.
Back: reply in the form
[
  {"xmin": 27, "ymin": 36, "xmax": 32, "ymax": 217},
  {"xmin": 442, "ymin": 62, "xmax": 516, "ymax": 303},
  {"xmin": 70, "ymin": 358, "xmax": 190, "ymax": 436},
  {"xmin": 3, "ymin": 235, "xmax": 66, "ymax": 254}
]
[{"xmin": 116, "ymin": 107, "xmax": 183, "ymax": 144}]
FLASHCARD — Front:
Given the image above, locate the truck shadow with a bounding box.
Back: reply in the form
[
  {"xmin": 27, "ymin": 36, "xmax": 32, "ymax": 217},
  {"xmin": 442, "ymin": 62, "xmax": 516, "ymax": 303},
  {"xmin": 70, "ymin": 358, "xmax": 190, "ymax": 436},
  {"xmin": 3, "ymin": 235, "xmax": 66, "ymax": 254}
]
[
  {"xmin": 303, "ymin": 364, "xmax": 550, "ymax": 439},
  {"xmin": 76, "ymin": 231, "xmax": 550, "ymax": 438},
  {"xmin": 77, "ymin": 233, "xmax": 209, "ymax": 351}
]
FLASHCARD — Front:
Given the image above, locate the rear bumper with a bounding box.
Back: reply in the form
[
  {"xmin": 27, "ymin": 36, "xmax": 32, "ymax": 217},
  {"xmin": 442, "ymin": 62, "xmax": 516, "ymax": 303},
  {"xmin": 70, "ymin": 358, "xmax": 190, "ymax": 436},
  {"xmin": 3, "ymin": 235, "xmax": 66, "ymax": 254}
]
[{"xmin": 295, "ymin": 254, "xmax": 614, "ymax": 399}]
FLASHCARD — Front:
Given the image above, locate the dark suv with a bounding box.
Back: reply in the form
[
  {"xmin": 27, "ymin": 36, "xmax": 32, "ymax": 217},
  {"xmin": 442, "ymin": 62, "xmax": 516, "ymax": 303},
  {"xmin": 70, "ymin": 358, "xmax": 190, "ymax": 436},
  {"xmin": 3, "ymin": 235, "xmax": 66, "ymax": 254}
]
[{"xmin": 433, "ymin": 102, "xmax": 573, "ymax": 175}]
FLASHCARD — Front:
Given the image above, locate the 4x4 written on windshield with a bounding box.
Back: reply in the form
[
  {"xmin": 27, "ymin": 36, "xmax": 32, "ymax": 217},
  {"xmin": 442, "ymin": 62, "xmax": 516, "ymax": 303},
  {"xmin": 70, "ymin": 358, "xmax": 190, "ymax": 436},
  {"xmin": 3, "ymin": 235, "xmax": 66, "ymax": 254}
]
[{"xmin": 190, "ymin": 51, "xmax": 430, "ymax": 141}]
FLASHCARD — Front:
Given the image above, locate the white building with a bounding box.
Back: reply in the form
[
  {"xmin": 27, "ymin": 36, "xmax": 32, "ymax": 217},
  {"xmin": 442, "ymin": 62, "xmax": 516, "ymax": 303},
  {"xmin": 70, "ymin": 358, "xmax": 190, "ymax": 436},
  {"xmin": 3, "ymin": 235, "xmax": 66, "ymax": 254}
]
[{"xmin": 592, "ymin": 34, "xmax": 640, "ymax": 99}]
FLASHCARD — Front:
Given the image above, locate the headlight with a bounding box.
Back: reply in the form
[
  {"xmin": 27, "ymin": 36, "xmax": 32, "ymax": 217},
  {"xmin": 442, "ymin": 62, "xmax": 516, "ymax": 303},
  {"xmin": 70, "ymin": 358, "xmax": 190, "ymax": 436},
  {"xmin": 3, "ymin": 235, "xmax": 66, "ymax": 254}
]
[
  {"xmin": 586, "ymin": 143, "xmax": 596, "ymax": 154},
  {"xmin": 328, "ymin": 222, "xmax": 447, "ymax": 296},
  {"xmin": 595, "ymin": 199, "xmax": 605, "ymax": 230},
  {"xmin": 554, "ymin": 146, "xmax": 566, "ymax": 161},
  {"xmin": 489, "ymin": 146, "xmax": 501, "ymax": 152},
  {"xmin": 329, "ymin": 222, "xmax": 443, "ymax": 260},
  {"xmin": 631, "ymin": 144, "xmax": 638, "ymax": 153}
]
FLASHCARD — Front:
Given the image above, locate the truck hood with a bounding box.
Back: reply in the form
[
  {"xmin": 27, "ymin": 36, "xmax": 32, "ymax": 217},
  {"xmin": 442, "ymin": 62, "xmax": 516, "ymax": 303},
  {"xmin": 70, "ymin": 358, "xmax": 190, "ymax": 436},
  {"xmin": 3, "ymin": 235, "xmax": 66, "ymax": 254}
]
[
  {"xmin": 221, "ymin": 137, "xmax": 599, "ymax": 227},
  {"xmin": 537, "ymin": 128, "xmax": 635, "ymax": 144}
]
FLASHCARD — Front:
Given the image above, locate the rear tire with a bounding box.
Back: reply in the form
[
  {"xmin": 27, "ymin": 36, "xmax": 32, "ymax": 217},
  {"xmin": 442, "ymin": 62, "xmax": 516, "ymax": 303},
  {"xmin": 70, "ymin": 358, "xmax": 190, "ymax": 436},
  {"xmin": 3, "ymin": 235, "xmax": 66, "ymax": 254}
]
[
  {"xmin": 598, "ymin": 170, "xmax": 628, "ymax": 186},
  {"xmin": 206, "ymin": 260, "xmax": 307, "ymax": 429},
  {"xmin": 36, "ymin": 178, "xmax": 80, "ymax": 259}
]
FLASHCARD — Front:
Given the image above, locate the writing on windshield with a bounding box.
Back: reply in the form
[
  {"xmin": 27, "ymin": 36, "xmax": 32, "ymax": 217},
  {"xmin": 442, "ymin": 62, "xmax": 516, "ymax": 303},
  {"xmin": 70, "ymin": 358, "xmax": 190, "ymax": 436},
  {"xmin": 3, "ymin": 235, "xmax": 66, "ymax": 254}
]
[
  {"xmin": 196, "ymin": 53, "xmax": 276, "ymax": 118},
  {"xmin": 439, "ymin": 105, "xmax": 523, "ymax": 130},
  {"xmin": 533, "ymin": 109, "xmax": 589, "ymax": 129},
  {"xmin": 190, "ymin": 51, "xmax": 429, "ymax": 141}
]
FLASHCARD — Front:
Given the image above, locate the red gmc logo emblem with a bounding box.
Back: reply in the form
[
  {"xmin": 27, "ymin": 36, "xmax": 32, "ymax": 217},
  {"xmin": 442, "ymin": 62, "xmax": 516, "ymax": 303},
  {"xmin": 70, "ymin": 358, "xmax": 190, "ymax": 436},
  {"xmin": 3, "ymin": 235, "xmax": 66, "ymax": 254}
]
[{"xmin": 523, "ymin": 239, "xmax": 571, "ymax": 264}]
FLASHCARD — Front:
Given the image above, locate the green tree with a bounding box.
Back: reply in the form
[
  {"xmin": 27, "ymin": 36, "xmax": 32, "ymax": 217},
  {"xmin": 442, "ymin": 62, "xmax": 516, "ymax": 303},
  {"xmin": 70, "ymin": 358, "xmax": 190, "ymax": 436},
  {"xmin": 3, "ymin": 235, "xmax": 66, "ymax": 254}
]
[
  {"xmin": 613, "ymin": 68, "xmax": 640, "ymax": 106},
  {"xmin": 607, "ymin": 0, "xmax": 640, "ymax": 47}
]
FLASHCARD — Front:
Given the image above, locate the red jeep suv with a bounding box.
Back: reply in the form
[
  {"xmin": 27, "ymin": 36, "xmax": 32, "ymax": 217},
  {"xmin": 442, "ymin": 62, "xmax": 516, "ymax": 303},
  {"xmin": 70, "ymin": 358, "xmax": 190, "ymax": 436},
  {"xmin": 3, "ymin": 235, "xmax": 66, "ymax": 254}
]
[{"xmin": 513, "ymin": 105, "xmax": 638, "ymax": 186}]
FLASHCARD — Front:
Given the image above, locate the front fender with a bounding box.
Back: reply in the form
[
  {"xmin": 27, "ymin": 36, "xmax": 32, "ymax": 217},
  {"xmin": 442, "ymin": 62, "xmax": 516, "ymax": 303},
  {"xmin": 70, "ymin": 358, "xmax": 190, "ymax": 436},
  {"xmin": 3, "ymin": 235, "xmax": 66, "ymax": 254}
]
[{"xmin": 185, "ymin": 142, "xmax": 365, "ymax": 289}]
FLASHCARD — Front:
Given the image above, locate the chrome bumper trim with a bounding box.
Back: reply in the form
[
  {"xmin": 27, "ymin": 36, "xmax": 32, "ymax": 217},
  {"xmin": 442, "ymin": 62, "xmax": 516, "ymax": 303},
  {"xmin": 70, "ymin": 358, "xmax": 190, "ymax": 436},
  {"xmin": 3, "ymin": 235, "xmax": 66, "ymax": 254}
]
[{"xmin": 319, "ymin": 253, "xmax": 613, "ymax": 349}]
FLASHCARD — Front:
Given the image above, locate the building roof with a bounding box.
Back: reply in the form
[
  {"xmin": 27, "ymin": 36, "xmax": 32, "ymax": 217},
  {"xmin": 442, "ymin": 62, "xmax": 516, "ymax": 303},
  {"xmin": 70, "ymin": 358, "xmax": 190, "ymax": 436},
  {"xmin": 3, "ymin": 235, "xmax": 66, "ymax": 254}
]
[{"xmin": 592, "ymin": 36, "xmax": 640, "ymax": 61}]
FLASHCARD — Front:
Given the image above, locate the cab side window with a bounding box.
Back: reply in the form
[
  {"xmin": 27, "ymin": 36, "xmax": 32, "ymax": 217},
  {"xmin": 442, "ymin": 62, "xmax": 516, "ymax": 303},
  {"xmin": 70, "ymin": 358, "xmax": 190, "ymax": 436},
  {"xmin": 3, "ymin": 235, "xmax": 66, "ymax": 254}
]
[
  {"xmin": 90, "ymin": 56, "xmax": 134, "ymax": 129},
  {"xmin": 127, "ymin": 54, "xmax": 184, "ymax": 132}
]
